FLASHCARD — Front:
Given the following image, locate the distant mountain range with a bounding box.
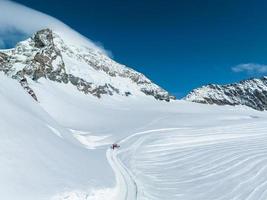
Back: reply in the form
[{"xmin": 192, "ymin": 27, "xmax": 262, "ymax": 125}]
[
  {"xmin": 1, "ymin": 28, "xmax": 267, "ymax": 111},
  {"xmin": 185, "ymin": 77, "xmax": 267, "ymax": 111}
]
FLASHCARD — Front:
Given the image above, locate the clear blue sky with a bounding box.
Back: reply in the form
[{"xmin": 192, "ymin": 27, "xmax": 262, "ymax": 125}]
[{"xmin": 10, "ymin": 0, "xmax": 267, "ymax": 97}]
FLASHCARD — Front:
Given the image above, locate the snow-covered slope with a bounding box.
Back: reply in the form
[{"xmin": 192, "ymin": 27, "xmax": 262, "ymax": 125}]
[
  {"xmin": 1, "ymin": 70, "xmax": 267, "ymax": 200},
  {"xmin": 117, "ymin": 120, "xmax": 267, "ymax": 200},
  {"xmin": 0, "ymin": 73, "xmax": 116, "ymax": 200},
  {"xmin": 32, "ymin": 78, "xmax": 267, "ymax": 200},
  {"xmin": 0, "ymin": 29, "xmax": 174, "ymax": 101},
  {"xmin": 185, "ymin": 77, "xmax": 267, "ymax": 110}
]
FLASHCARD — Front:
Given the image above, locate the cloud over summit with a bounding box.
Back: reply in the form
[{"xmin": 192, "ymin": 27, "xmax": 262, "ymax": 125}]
[{"xmin": 0, "ymin": 0, "xmax": 105, "ymax": 52}]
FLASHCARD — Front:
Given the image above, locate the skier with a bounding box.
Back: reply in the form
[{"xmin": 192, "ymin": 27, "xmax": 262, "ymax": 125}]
[{"xmin": 111, "ymin": 143, "xmax": 120, "ymax": 150}]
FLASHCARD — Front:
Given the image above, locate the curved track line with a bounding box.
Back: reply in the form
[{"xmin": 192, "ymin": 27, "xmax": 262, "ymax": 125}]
[
  {"xmin": 107, "ymin": 128, "xmax": 184, "ymax": 200},
  {"xmin": 107, "ymin": 148, "xmax": 137, "ymax": 200}
]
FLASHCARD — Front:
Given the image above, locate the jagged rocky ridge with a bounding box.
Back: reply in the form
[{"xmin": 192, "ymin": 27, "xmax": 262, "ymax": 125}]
[
  {"xmin": 185, "ymin": 77, "xmax": 267, "ymax": 111},
  {"xmin": 0, "ymin": 29, "xmax": 175, "ymax": 101}
]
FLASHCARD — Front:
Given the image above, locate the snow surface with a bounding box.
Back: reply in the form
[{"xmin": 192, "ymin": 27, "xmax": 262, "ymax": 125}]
[
  {"xmin": 1, "ymin": 1, "xmax": 266, "ymax": 199},
  {"xmin": 0, "ymin": 74, "xmax": 113, "ymax": 200},
  {"xmin": 1, "ymin": 72, "xmax": 266, "ymax": 199}
]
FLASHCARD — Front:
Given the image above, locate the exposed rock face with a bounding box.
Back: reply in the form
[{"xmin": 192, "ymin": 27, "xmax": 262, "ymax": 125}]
[
  {"xmin": 185, "ymin": 77, "xmax": 267, "ymax": 111},
  {"xmin": 19, "ymin": 78, "xmax": 38, "ymax": 101},
  {"xmin": 0, "ymin": 29, "xmax": 175, "ymax": 101}
]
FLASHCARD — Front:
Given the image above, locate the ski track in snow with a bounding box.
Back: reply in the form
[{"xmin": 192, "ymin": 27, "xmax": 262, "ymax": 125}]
[
  {"xmin": 109, "ymin": 124, "xmax": 267, "ymax": 200},
  {"xmin": 108, "ymin": 128, "xmax": 186, "ymax": 200},
  {"xmin": 107, "ymin": 146, "xmax": 138, "ymax": 200}
]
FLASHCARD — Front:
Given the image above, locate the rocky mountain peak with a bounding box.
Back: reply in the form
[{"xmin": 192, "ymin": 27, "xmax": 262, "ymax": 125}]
[
  {"xmin": 0, "ymin": 29, "xmax": 175, "ymax": 102},
  {"xmin": 185, "ymin": 77, "xmax": 267, "ymax": 111},
  {"xmin": 33, "ymin": 29, "xmax": 54, "ymax": 48}
]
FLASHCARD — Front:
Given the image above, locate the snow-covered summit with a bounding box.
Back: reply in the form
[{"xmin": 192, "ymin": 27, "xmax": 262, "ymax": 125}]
[
  {"xmin": 0, "ymin": 29, "xmax": 175, "ymax": 101},
  {"xmin": 185, "ymin": 76, "xmax": 267, "ymax": 111}
]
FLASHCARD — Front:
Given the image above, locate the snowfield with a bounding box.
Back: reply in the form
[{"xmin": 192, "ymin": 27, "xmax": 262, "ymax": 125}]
[
  {"xmin": 1, "ymin": 1, "xmax": 266, "ymax": 199},
  {"xmin": 117, "ymin": 124, "xmax": 267, "ymax": 200},
  {"xmin": 1, "ymin": 73, "xmax": 267, "ymax": 199}
]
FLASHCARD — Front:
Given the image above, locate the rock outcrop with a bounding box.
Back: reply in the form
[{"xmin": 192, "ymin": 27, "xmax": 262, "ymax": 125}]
[
  {"xmin": 0, "ymin": 29, "xmax": 175, "ymax": 102},
  {"xmin": 185, "ymin": 77, "xmax": 267, "ymax": 111}
]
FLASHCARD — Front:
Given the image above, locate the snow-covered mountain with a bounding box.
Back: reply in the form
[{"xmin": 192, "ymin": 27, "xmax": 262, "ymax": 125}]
[
  {"xmin": 2, "ymin": 24, "xmax": 267, "ymax": 200},
  {"xmin": 1, "ymin": 28, "xmax": 267, "ymax": 200},
  {"xmin": 0, "ymin": 28, "xmax": 175, "ymax": 102},
  {"xmin": 185, "ymin": 76, "xmax": 267, "ymax": 111}
]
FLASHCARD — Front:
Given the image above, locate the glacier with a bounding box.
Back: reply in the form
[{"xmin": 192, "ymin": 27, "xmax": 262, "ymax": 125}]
[{"xmin": 1, "ymin": 72, "xmax": 267, "ymax": 199}]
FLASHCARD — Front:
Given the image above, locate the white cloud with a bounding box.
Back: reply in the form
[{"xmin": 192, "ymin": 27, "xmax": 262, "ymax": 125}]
[
  {"xmin": 0, "ymin": 0, "xmax": 108, "ymax": 53},
  {"xmin": 232, "ymin": 63, "xmax": 267, "ymax": 74}
]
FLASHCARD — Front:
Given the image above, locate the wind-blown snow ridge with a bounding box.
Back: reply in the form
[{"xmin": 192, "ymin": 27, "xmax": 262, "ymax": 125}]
[
  {"xmin": 185, "ymin": 76, "xmax": 267, "ymax": 110},
  {"xmin": 0, "ymin": 28, "xmax": 174, "ymax": 101}
]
